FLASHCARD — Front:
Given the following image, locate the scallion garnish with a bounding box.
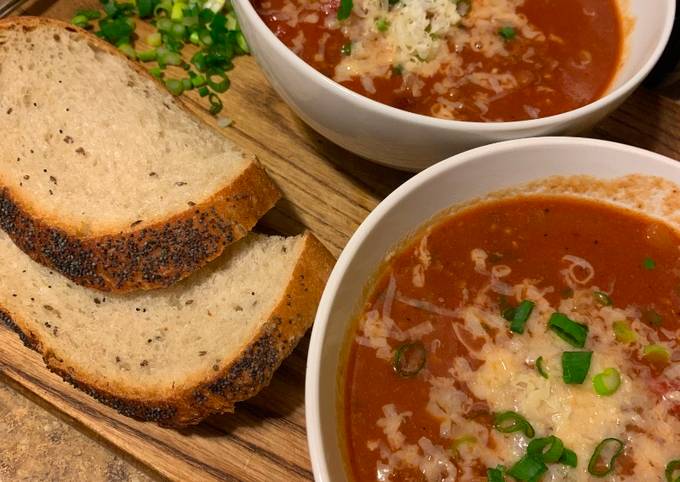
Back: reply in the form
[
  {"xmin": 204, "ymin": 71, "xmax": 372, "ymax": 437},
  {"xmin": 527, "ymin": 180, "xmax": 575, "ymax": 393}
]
[
  {"xmin": 588, "ymin": 438, "xmax": 624, "ymax": 477},
  {"xmin": 559, "ymin": 448, "xmax": 578, "ymax": 467},
  {"xmin": 642, "ymin": 344, "xmax": 671, "ymax": 366},
  {"xmin": 337, "ymin": 0, "xmax": 353, "ymax": 20},
  {"xmin": 392, "ymin": 341, "xmax": 427, "ymax": 377},
  {"xmin": 535, "ymin": 356, "xmax": 548, "ymax": 379},
  {"xmin": 592, "ymin": 367, "xmax": 621, "ymax": 396},
  {"xmin": 613, "ymin": 320, "xmax": 637, "ymax": 344},
  {"xmin": 450, "ymin": 435, "xmax": 476, "ymax": 457},
  {"xmin": 510, "ymin": 300, "xmax": 534, "ymax": 334},
  {"xmin": 341, "ymin": 42, "xmax": 352, "ymax": 56},
  {"xmin": 643, "ymin": 257, "xmax": 656, "ymax": 270},
  {"xmin": 507, "ymin": 454, "xmax": 547, "ymax": 481},
  {"xmin": 593, "ymin": 291, "xmax": 612, "ymax": 306},
  {"xmin": 375, "ymin": 18, "xmax": 390, "ymax": 32},
  {"xmin": 548, "ymin": 313, "xmax": 589, "ymax": 348},
  {"xmin": 70, "ymin": 0, "xmax": 247, "ymax": 116},
  {"xmin": 561, "ymin": 351, "xmax": 592, "ymax": 384},
  {"xmin": 486, "ymin": 466, "xmax": 505, "ymax": 482},
  {"xmin": 493, "ymin": 411, "xmax": 535, "ymax": 438},
  {"xmin": 666, "ymin": 459, "xmax": 680, "ymax": 482},
  {"xmin": 498, "ymin": 26, "xmax": 516, "ymax": 41},
  {"xmin": 527, "ymin": 436, "xmax": 564, "ymax": 463}
]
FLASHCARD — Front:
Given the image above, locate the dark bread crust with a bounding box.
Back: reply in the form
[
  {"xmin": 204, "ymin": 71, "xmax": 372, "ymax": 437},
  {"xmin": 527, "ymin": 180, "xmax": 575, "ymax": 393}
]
[
  {"xmin": 0, "ymin": 233, "xmax": 335, "ymax": 426},
  {"xmin": 0, "ymin": 17, "xmax": 281, "ymax": 293}
]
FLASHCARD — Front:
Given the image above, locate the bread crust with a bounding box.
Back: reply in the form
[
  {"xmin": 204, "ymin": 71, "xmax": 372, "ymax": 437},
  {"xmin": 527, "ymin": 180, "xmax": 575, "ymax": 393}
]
[
  {"xmin": 0, "ymin": 17, "xmax": 282, "ymax": 293},
  {"xmin": 0, "ymin": 232, "xmax": 335, "ymax": 426}
]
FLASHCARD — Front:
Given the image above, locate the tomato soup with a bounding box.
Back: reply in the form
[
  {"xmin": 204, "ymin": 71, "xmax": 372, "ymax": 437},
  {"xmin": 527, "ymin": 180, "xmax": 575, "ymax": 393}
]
[
  {"xmin": 252, "ymin": 0, "xmax": 624, "ymax": 121},
  {"xmin": 342, "ymin": 195, "xmax": 680, "ymax": 481}
]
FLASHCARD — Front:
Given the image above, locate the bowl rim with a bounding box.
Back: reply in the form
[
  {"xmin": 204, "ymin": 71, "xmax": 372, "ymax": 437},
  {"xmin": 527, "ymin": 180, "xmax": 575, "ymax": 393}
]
[
  {"xmin": 236, "ymin": 0, "xmax": 675, "ymax": 131},
  {"xmin": 304, "ymin": 136, "xmax": 680, "ymax": 482}
]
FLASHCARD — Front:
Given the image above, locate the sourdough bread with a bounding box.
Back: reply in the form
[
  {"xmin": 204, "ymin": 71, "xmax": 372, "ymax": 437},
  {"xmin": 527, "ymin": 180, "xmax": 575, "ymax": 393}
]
[
  {"xmin": 0, "ymin": 17, "xmax": 281, "ymax": 292},
  {"xmin": 0, "ymin": 229, "xmax": 334, "ymax": 426}
]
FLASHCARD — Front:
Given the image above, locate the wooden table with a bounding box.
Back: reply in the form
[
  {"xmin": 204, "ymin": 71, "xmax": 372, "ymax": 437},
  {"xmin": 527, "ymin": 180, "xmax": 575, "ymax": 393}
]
[{"xmin": 2, "ymin": 1, "xmax": 680, "ymax": 480}]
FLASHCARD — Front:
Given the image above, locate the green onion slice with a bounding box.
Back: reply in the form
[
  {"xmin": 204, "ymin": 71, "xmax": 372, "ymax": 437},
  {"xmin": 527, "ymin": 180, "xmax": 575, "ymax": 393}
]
[
  {"xmin": 487, "ymin": 466, "xmax": 505, "ymax": 482},
  {"xmin": 593, "ymin": 291, "xmax": 612, "ymax": 306},
  {"xmin": 450, "ymin": 435, "xmax": 476, "ymax": 457},
  {"xmin": 165, "ymin": 78, "xmax": 184, "ymax": 96},
  {"xmin": 642, "ymin": 344, "xmax": 671, "ymax": 366},
  {"xmin": 643, "ymin": 309, "xmax": 663, "ymax": 327},
  {"xmin": 666, "ymin": 459, "xmax": 680, "ymax": 482},
  {"xmin": 643, "ymin": 257, "xmax": 656, "ymax": 270},
  {"xmin": 588, "ymin": 438, "xmax": 625, "ymax": 477},
  {"xmin": 206, "ymin": 70, "xmax": 230, "ymax": 93},
  {"xmin": 549, "ymin": 313, "xmax": 589, "ymax": 348},
  {"xmin": 560, "ymin": 448, "xmax": 578, "ymax": 468},
  {"xmin": 507, "ymin": 454, "xmax": 547, "ymax": 481},
  {"xmin": 493, "ymin": 411, "xmax": 535, "ymax": 438},
  {"xmin": 527, "ymin": 436, "xmax": 564, "ymax": 463},
  {"xmin": 340, "ymin": 42, "xmax": 352, "ymax": 56},
  {"xmin": 208, "ymin": 93, "xmax": 223, "ymax": 115},
  {"xmin": 535, "ymin": 356, "xmax": 548, "ymax": 379},
  {"xmin": 613, "ymin": 321, "xmax": 637, "ymax": 344},
  {"xmin": 562, "ymin": 351, "xmax": 593, "ymax": 384},
  {"xmin": 510, "ymin": 300, "xmax": 535, "ymax": 334},
  {"xmin": 593, "ymin": 368, "xmax": 621, "ymax": 396},
  {"xmin": 498, "ymin": 26, "xmax": 516, "ymax": 40},
  {"xmin": 337, "ymin": 0, "xmax": 353, "ymax": 20},
  {"xmin": 392, "ymin": 341, "xmax": 427, "ymax": 377}
]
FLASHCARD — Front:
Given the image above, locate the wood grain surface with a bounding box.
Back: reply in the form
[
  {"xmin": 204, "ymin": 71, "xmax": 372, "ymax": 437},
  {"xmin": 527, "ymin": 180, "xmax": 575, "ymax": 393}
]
[{"xmin": 2, "ymin": 0, "xmax": 680, "ymax": 480}]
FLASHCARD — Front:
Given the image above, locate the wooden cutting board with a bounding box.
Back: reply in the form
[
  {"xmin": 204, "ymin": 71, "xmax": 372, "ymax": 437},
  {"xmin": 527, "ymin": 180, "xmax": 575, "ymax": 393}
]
[{"xmin": 3, "ymin": 1, "xmax": 680, "ymax": 480}]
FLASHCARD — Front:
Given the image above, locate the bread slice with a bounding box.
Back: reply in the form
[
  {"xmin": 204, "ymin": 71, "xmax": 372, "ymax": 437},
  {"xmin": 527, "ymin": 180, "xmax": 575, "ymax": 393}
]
[
  {"xmin": 0, "ymin": 229, "xmax": 334, "ymax": 426},
  {"xmin": 0, "ymin": 17, "xmax": 281, "ymax": 293}
]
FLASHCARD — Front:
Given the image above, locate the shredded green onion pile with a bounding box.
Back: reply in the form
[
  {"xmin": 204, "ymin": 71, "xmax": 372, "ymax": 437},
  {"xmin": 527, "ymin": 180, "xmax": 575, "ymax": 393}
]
[{"xmin": 71, "ymin": 0, "xmax": 248, "ymax": 116}]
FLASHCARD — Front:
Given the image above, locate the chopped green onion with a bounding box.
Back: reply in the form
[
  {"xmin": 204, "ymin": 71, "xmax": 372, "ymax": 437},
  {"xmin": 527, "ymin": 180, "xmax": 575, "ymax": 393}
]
[
  {"xmin": 498, "ymin": 26, "xmax": 516, "ymax": 40},
  {"xmin": 666, "ymin": 459, "xmax": 680, "ymax": 482},
  {"xmin": 393, "ymin": 341, "xmax": 427, "ymax": 377},
  {"xmin": 510, "ymin": 300, "xmax": 534, "ymax": 334},
  {"xmin": 156, "ymin": 17, "xmax": 173, "ymax": 32},
  {"xmin": 190, "ymin": 30, "xmax": 200, "ymax": 44},
  {"xmin": 136, "ymin": 0, "xmax": 153, "ymax": 18},
  {"xmin": 341, "ymin": 42, "xmax": 352, "ymax": 56},
  {"xmin": 206, "ymin": 70, "xmax": 230, "ymax": 93},
  {"xmin": 392, "ymin": 64, "xmax": 404, "ymax": 76},
  {"xmin": 613, "ymin": 321, "xmax": 637, "ymax": 344},
  {"xmin": 588, "ymin": 438, "xmax": 624, "ymax": 477},
  {"xmin": 71, "ymin": 14, "xmax": 91, "ymax": 28},
  {"xmin": 236, "ymin": 32, "xmax": 250, "ymax": 53},
  {"xmin": 487, "ymin": 466, "xmax": 505, "ymax": 482},
  {"xmin": 549, "ymin": 313, "xmax": 589, "ymax": 348},
  {"xmin": 198, "ymin": 86, "xmax": 210, "ymax": 97},
  {"xmin": 171, "ymin": 2, "xmax": 186, "ymax": 21},
  {"xmin": 208, "ymin": 93, "xmax": 223, "ymax": 114},
  {"xmin": 181, "ymin": 78, "xmax": 193, "ymax": 91},
  {"xmin": 642, "ymin": 344, "xmax": 671, "ymax": 366},
  {"xmin": 375, "ymin": 18, "xmax": 390, "ymax": 32},
  {"xmin": 149, "ymin": 67, "xmax": 163, "ymax": 78},
  {"xmin": 562, "ymin": 351, "xmax": 593, "ymax": 384},
  {"xmin": 592, "ymin": 368, "xmax": 621, "ymax": 396},
  {"xmin": 75, "ymin": 9, "xmax": 101, "ymax": 20},
  {"xmin": 535, "ymin": 356, "xmax": 548, "ymax": 379},
  {"xmin": 146, "ymin": 31, "xmax": 162, "ymax": 47},
  {"xmin": 118, "ymin": 43, "xmax": 137, "ymax": 59},
  {"xmin": 507, "ymin": 454, "xmax": 547, "ymax": 481},
  {"xmin": 643, "ymin": 309, "xmax": 663, "ymax": 327},
  {"xmin": 493, "ymin": 411, "xmax": 535, "ymax": 438},
  {"xmin": 337, "ymin": 0, "xmax": 353, "ymax": 20},
  {"xmin": 643, "ymin": 257, "xmax": 656, "ymax": 270},
  {"xmin": 560, "ymin": 448, "xmax": 578, "ymax": 468},
  {"xmin": 191, "ymin": 74, "xmax": 207, "ymax": 87},
  {"xmin": 165, "ymin": 78, "xmax": 184, "ymax": 96},
  {"xmin": 527, "ymin": 436, "xmax": 564, "ymax": 463},
  {"xmin": 450, "ymin": 435, "xmax": 476, "ymax": 457},
  {"xmin": 593, "ymin": 291, "xmax": 612, "ymax": 306},
  {"xmin": 136, "ymin": 48, "xmax": 157, "ymax": 62}
]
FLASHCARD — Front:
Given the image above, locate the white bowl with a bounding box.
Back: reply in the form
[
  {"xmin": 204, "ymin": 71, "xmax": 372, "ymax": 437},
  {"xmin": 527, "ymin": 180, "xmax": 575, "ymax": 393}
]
[
  {"xmin": 233, "ymin": 0, "xmax": 675, "ymax": 171},
  {"xmin": 305, "ymin": 136, "xmax": 680, "ymax": 481}
]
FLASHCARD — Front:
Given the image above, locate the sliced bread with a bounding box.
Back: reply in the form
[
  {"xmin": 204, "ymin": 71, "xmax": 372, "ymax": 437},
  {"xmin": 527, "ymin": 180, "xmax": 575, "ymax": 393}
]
[
  {"xmin": 0, "ymin": 228, "xmax": 334, "ymax": 426},
  {"xmin": 0, "ymin": 17, "xmax": 281, "ymax": 293}
]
